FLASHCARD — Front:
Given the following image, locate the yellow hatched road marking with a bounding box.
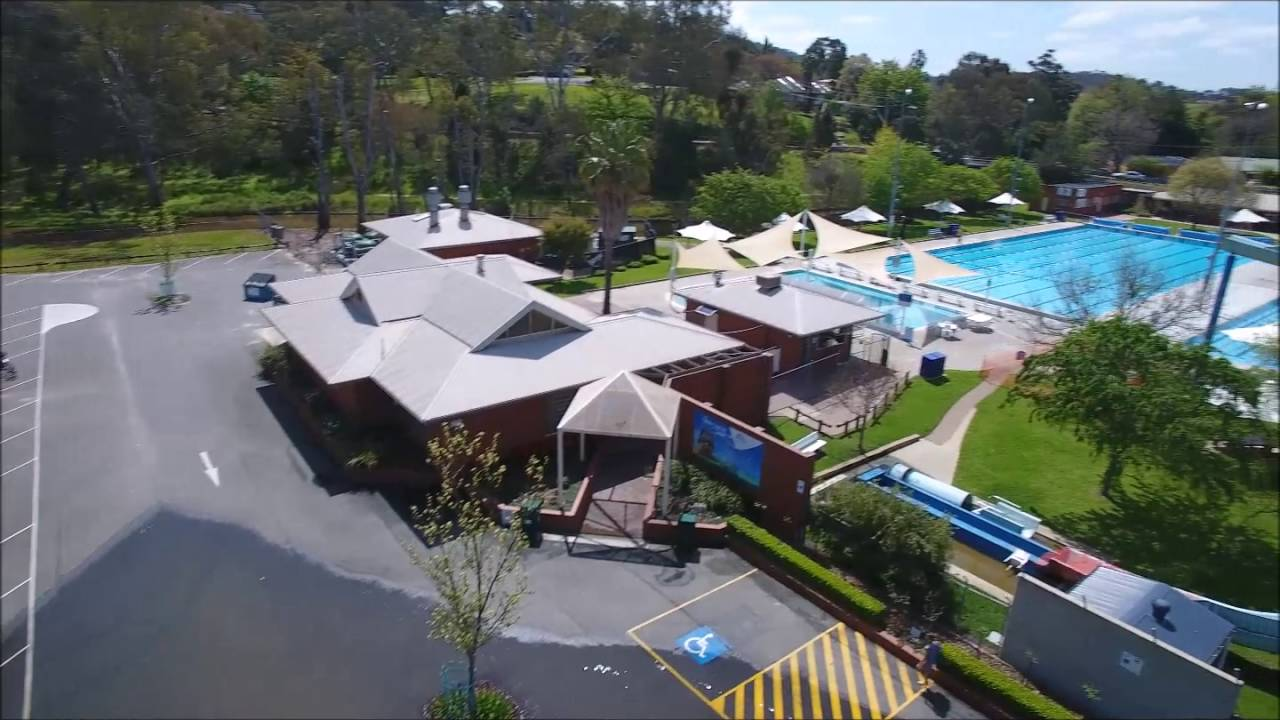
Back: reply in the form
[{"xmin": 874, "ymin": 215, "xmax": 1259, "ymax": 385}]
[
  {"xmin": 876, "ymin": 645, "xmax": 899, "ymax": 710},
  {"xmin": 896, "ymin": 657, "xmax": 916, "ymax": 706},
  {"xmin": 806, "ymin": 643, "xmax": 824, "ymax": 719},
  {"xmin": 790, "ymin": 654, "xmax": 803, "ymax": 719},
  {"xmin": 836, "ymin": 625, "xmax": 863, "ymax": 720},
  {"xmin": 754, "ymin": 669, "xmax": 765, "ymax": 719},
  {"xmin": 772, "ymin": 663, "xmax": 784, "ymax": 720},
  {"xmin": 855, "ymin": 632, "xmax": 882, "ymax": 719},
  {"xmin": 734, "ymin": 683, "xmax": 746, "ymax": 720},
  {"xmin": 822, "ymin": 632, "xmax": 844, "ymax": 720}
]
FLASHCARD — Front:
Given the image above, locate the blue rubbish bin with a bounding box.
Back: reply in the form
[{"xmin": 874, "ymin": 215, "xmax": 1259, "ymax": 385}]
[
  {"xmin": 946, "ymin": 223, "xmax": 960, "ymax": 236},
  {"xmin": 1054, "ymin": 211, "xmax": 1066, "ymax": 222},
  {"xmin": 920, "ymin": 351, "xmax": 946, "ymax": 380}
]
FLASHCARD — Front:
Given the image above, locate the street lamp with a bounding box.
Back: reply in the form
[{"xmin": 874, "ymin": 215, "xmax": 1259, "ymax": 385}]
[
  {"xmin": 1006, "ymin": 97, "xmax": 1035, "ymax": 227},
  {"xmin": 886, "ymin": 88, "xmax": 914, "ymax": 240}
]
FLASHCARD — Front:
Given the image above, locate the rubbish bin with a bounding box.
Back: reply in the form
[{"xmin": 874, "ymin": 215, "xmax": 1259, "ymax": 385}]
[
  {"xmin": 1054, "ymin": 211, "xmax": 1066, "ymax": 222},
  {"xmin": 946, "ymin": 223, "xmax": 960, "ymax": 236},
  {"xmin": 920, "ymin": 351, "xmax": 946, "ymax": 380},
  {"xmin": 521, "ymin": 497, "xmax": 543, "ymax": 547},
  {"xmin": 243, "ymin": 272, "xmax": 277, "ymax": 302},
  {"xmin": 677, "ymin": 512, "xmax": 697, "ymax": 558},
  {"xmin": 268, "ymin": 224, "xmax": 285, "ymax": 243}
]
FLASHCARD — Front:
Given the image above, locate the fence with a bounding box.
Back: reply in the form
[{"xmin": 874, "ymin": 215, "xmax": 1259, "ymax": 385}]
[{"xmin": 779, "ymin": 370, "xmax": 912, "ymax": 437}]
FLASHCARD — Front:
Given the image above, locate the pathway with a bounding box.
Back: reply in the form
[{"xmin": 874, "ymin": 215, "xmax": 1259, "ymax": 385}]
[
  {"xmin": 582, "ymin": 448, "xmax": 657, "ymax": 538},
  {"xmin": 890, "ymin": 371, "xmax": 1007, "ymax": 484}
]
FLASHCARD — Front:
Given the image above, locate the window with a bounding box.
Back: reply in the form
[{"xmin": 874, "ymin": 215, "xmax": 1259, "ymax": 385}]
[
  {"xmin": 1075, "ymin": 198, "xmax": 1088, "ymax": 208},
  {"xmin": 1057, "ymin": 187, "xmax": 1071, "ymax": 197},
  {"xmin": 496, "ymin": 311, "xmax": 567, "ymax": 341},
  {"xmin": 1076, "ymin": 188, "xmax": 1087, "ymax": 198}
]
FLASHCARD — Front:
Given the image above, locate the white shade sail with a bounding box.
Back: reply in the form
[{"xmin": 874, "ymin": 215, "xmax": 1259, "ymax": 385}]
[
  {"xmin": 774, "ymin": 213, "xmax": 807, "ymax": 231},
  {"xmin": 924, "ymin": 200, "xmax": 966, "ymax": 214},
  {"xmin": 676, "ymin": 238, "xmax": 746, "ymax": 272},
  {"xmin": 809, "ymin": 211, "xmax": 889, "ymax": 256},
  {"xmin": 1229, "ymin": 208, "xmax": 1268, "ymax": 224},
  {"xmin": 830, "ymin": 245, "xmax": 899, "ymax": 281},
  {"xmin": 987, "ymin": 192, "xmax": 1025, "ymax": 207},
  {"xmin": 1223, "ymin": 324, "xmax": 1278, "ymax": 344},
  {"xmin": 677, "ymin": 220, "xmax": 736, "ymax": 242},
  {"xmin": 840, "ymin": 205, "xmax": 886, "ymax": 223},
  {"xmin": 726, "ymin": 214, "xmax": 803, "ymax": 266},
  {"xmin": 557, "ymin": 371, "xmax": 682, "ymax": 439},
  {"xmin": 907, "ymin": 244, "xmax": 980, "ymax": 283}
]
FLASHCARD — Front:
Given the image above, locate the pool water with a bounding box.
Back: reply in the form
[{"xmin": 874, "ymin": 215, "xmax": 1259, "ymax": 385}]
[
  {"xmin": 1209, "ymin": 300, "xmax": 1278, "ymax": 368},
  {"xmin": 888, "ymin": 225, "xmax": 1243, "ymax": 317},
  {"xmin": 782, "ymin": 270, "xmax": 961, "ymax": 335}
]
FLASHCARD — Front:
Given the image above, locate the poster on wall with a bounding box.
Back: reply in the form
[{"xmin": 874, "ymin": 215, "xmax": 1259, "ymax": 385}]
[{"xmin": 692, "ymin": 409, "xmax": 763, "ymax": 488}]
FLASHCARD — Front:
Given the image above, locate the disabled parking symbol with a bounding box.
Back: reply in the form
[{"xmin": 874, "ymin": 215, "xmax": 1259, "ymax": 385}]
[{"xmin": 676, "ymin": 626, "xmax": 729, "ymax": 665}]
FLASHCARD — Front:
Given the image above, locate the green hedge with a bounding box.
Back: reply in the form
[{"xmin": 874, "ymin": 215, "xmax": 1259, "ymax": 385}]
[
  {"xmin": 939, "ymin": 644, "xmax": 1080, "ymax": 720},
  {"xmin": 727, "ymin": 515, "xmax": 886, "ymax": 624}
]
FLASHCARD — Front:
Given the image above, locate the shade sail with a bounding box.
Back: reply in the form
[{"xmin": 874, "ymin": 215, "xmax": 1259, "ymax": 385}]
[
  {"xmin": 988, "ymin": 192, "xmax": 1025, "ymax": 206},
  {"xmin": 840, "ymin": 205, "xmax": 886, "ymax": 223},
  {"xmin": 1223, "ymin": 324, "xmax": 1278, "ymax": 344},
  {"xmin": 676, "ymin": 238, "xmax": 745, "ymax": 272},
  {"xmin": 924, "ymin": 200, "xmax": 966, "ymax": 214},
  {"xmin": 907, "ymin": 244, "xmax": 980, "ymax": 283},
  {"xmin": 726, "ymin": 214, "xmax": 803, "ymax": 266},
  {"xmin": 1229, "ymin": 208, "xmax": 1268, "ymax": 224},
  {"xmin": 677, "ymin": 220, "xmax": 735, "ymax": 242},
  {"xmin": 809, "ymin": 211, "xmax": 889, "ymax": 256},
  {"xmin": 829, "ymin": 245, "xmax": 899, "ymax": 280},
  {"xmin": 557, "ymin": 371, "xmax": 682, "ymax": 439}
]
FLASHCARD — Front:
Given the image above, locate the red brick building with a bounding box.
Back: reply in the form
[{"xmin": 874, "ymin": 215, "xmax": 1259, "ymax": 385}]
[{"xmin": 1040, "ymin": 182, "xmax": 1127, "ymax": 216}]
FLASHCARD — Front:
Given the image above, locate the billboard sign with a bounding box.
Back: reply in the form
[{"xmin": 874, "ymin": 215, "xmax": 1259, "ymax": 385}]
[{"xmin": 692, "ymin": 409, "xmax": 763, "ymax": 488}]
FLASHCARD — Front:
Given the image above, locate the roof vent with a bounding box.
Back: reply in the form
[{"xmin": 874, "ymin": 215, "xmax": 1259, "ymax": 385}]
[
  {"xmin": 426, "ymin": 186, "xmax": 441, "ymax": 233},
  {"xmin": 713, "ymin": 270, "xmax": 725, "ymax": 287},
  {"xmin": 476, "ymin": 253, "xmax": 485, "ymax": 276},
  {"xmin": 757, "ymin": 273, "xmax": 781, "ymax": 290},
  {"xmin": 1152, "ymin": 598, "xmax": 1172, "ymax": 622},
  {"xmin": 458, "ymin": 185, "xmax": 472, "ymax": 229}
]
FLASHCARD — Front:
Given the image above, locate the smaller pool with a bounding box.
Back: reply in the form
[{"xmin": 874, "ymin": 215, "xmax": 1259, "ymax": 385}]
[
  {"xmin": 1209, "ymin": 299, "xmax": 1279, "ymax": 368},
  {"xmin": 782, "ymin": 269, "xmax": 960, "ymax": 335}
]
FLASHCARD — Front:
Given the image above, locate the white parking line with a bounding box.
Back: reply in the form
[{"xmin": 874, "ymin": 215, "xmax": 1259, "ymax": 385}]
[
  {"xmin": 2, "ymin": 578, "xmax": 29, "ymax": 600},
  {"xmin": 4, "ymin": 348, "xmax": 38, "ymax": 361},
  {"xmin": 1, "ymin": 318, "xmax": 40, "ymax": 332},
  {"xmin": 2, "ymin": 427, "xmax": 34, "ymax": 444},
  {"xmin": 21, "ymin": 320, "xmax": 47, "ymax": 720},
  {"xmin": 181, "ymin": 256, "xmax": 211, "ymax": 270},
  {"xmin": 95, "ymin": 266, "xmax": 127, "ymax": 279},
  {"xmin": 0, "ymin": 377, "xmax": 38, "ymax": 392},
  {"xmin": 262, "ymin": 249, "xmax": 281, "ymax": 261},
  {"xmin": 0, "ymin": 646, "xmax": 26, "ymax": 668},
  {"xmin": 1, "ymin": 400, "xmax": 35, "ymax": 416},
  {"xmin": 3, "ymin": 331, "xmax": 41, "ymax": 345},
  {"xmin": 51, "ymin": 269, "xmax": 87, "ymax": 284},
  {"xmin": 1, "ymin": 307, "xmax": 38, "ymax": 320},
  {"xmin": 2, "ymin": 524, "xmax": 32, "ymax": 545},
  {"xmin": 137, "ymin": 264, "xmax": 159, "ymax": 276},
  {"xmin": 1, "ymin": 459, "xmax": 35, "ymax": 477},
  {"xmin": 3, "ymin": 276, "xmax": 38, "ymax": 287},
  {"xmin": 223, "ymin": 252, "xmax": 250, "ymax": 265}
]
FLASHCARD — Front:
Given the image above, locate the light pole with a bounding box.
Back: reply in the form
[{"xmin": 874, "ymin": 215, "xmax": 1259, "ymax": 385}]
[
  {"xmin": 886, "ymin": 88, "xmax": 914, "ymax": 240},
  {"xmin": 1006, "ymin": 97, "xmax": 1035, "ymax": 227},
  {"xmin": 1202, "ymin": 100, "xmax": 1269, "ymax": 292}
]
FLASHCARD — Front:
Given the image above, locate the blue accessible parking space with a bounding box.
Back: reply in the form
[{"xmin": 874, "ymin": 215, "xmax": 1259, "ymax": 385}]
[{"xmin": 676, "ymin": 626, "xmax": 730, "ymax": 666}]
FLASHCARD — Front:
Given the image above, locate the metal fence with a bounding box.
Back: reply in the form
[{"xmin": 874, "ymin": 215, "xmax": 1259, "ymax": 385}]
[{"xmin": 779, "ymin": 370, "xmax": 912, "ymax": 437}]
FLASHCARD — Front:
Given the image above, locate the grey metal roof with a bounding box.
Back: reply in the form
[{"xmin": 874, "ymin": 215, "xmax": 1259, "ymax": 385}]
[
  {"xmin": 558, "ymin": 371, "xmax": 682, "ymax": 439},
  {"xmin": 678, "ymin": 277, "xmax": 884, "ymax": 336},
  {"xmin": 261, "ymin": 298, "xmax": 378, "ymax": 382},
  {"xmin": 362, "ymin": 209, "xmax": 543, "ymax": 251},
  {"xmin": 348, "ymin": 240, "xmax": 441, "ymax": 275},
  {"xmin": 269, "ymin": 273, "xmax": 354, "ymax": 304},
  {"xmin": 1069, "ymin": 566, "xmax": 1234, "ymax": 664}
]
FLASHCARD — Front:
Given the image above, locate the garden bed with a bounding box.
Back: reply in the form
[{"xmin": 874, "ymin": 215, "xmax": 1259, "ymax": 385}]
[{"xmin": 640, "ymin": 457, "xmax": 726, "ymax": 547}]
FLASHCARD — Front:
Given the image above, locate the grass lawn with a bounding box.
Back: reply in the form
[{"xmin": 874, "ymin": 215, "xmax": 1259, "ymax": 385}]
[
  {"xmin": 949, "ymin": 578, "xmax": 1009, "ymax": 641},
  {"xmin": 954, "ymin": 387, "xmax": 1280, "ymax": 611},
  {"xmin": 1230, "ymin": 644, "xmax": 1280, "ymax": 720},
  {"xmin": 1238, "ymin": 685, "xmax": 1279, "ymax": 720},
  {"xmin": 769, "ymin": 370, "xmax": 984, "ymax": 473},
  {"xmin": 0, "ymin": 229, "xmax": 272, "ymax": 272},
  {"xmin": 542, "ymin": 244, "xmax": 722, "ymax": 296}
]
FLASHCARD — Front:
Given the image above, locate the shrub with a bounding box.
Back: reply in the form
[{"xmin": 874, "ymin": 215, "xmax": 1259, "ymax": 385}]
[
  {"xmin": 256, "ymin": 344, "xmax": 290, "ymax": 382},
  {"xmin": 541, "ymin": 215, "xmax": 593, "ymax": 265},
  {"xmin": 691, "ymin": 169, "xmax": 807, "ymax": 234},
  {"xmin": 939, "ymin": 644, "xmax": 1080, "ymax": 720},
  {"xmin": 691, "ymin": 475, "xmax": 745, "ymax": 517},
  {"xmin": 346, "ymin": 448, "xmax": 381, "ymax": 470},
  {"xmin": 640, "ymin": 254, "xmax": 659, "ymax": 265},
  {"xmin": 426, "ymin": 685, "xmax": 519, "ymax": 720},
  {"xmin": 626, "ymin": 259, "xmax": 643, "ymax": 269},
  {"xmin": 726, "ymin": 515, "xmax": 886, "ymax": 623}
]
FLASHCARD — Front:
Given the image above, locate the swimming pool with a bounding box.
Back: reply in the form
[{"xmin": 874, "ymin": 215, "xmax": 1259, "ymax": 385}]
[
  {"xmin": 782, "ymin": 270, "xmax": 960, "ymax": 336},
  {"xmin": 1209, "ymin": 300, "xmax": 1278, "ymax": 368},
  {"xmin": 888, "ymin": 225, "xmax": 1242, "ymax": 316}
]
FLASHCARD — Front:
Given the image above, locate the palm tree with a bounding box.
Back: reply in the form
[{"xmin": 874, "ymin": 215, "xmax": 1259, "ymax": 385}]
[{"xmin": 578, "ymin": 118, "xmax": 650, "ymax": 315}]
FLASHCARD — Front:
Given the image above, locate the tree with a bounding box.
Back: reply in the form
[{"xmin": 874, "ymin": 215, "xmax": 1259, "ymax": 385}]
[
  {"xmin": 1068, "ymin": 80, "xmax": 1157, "ymax": 168},
  {"xmin": 579, "ymin": 118, "xmax": 650, "ymax": 315},
  {"xmin": 983, "ymin": 156, "xmax": 1043, "ymax": 207},
  {"xmin": 1010, "ymin": 317, "xmax": 1261, "ymax": 498},
  {"xmin": 807, "ymin": 155, "xmax": 863, "ymax": 209},
  {"xmin": 541, "ymin": 215, "xmax": 593, "ymax": 266},
  {"xmin": 1027, "ymin": 49, "xmax": 1079, "ymax": 122},
  {"xmin": 857, "ymin": 61, "xmax": 930, "ymax": 140},
  {"xmin": 691, "ymin": 169, "xmax": 805, "ymax": 234},
  {"xmin": 407, "ymin": 424, "xmax": 544, "ymax": 718},
  {"xmin": 822, "ymin": 359, "xmax": 897, "ymax": 452},
  {"xmin": 926, "ymin": 53, "xmax": 1029, "ymax": 161},
  {"xmin": 1168, "ymin": 157, "xmax": 1252, "ymax": 221},
  {"xmin": 279, "ymin": 47, "xmax": 333, "ymax": 236},
  {"xmin": 1125, "ymin": 156, "xmax": 1173, "ymax": 181},
  {"xmin": 939, "ymin": 165, "xmax": 999, "ymax": 210},
  {"xmin": 812, "ymin": 104, "xmax": 836, "ymax": 148},
  {"xmin": 718, "ymin": 84, "xmax": 790, "ymax": 174},
  {"xmin": 908, "ymin": 49, "xmax": 927, "ymax": 72},
  {"xmin": 334, "ymin": 59, "xmax": 378, "ymax": 225},
  {"xmin": 861, "ymin": 127, "xmax": 941, "ymax": 213}
]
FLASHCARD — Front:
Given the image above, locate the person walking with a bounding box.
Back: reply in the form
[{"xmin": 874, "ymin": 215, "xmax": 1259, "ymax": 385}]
[{"xmin": 917, "ymin": 635, "xmax": 942, "ymax": 686}]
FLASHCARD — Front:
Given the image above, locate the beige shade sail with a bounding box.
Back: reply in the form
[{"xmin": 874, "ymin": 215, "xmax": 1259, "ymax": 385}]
[
  {"xmin": 1229, "ymin": 208, "xmax": 1268, "ymax": 224},
  {"xmin": 725, "ymin": 214, "xmax": 803, "ymax": 266},
  {"xmin": 907, "ymin": 244, "xmax": 980, "ymax": 283},
  {"xmin": 557, "ymin": 371, "xmax": 682, "ymax": 439},
  {"xmin": 675, "ymin": 238, "xmax": 746, "ymax": 272},
  {"xmin": 809, "ymin": 211, "xmax": 889, "ymax": 256},
  {"xmin": 829, "ymin": 245, "xmax": 899, "ymax": 280}
]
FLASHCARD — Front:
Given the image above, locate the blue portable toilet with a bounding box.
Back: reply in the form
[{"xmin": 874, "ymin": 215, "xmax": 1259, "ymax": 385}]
[{"xmin": 920, "ymin": 351, "xmax": 946, "ymax": 380}]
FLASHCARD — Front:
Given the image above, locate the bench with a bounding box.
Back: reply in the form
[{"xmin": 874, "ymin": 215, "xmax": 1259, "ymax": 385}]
[
  {"xmin": 935, "ymin": 294, "xmax": 965, "ymax": 308},
  {"xmin": 836, "ymin": 262, "xmax": 861, "ymax": 279},
  {"xmin": 790, "ymin": 431, "xmax": 828, "ymax": 457},
  {"xmin": 927, "ymin": 228, "xmax": 943, "ymax": 239},
  {"xmin": 975, "ymin": 302, "xmax": 1004, "ymax": 318}
]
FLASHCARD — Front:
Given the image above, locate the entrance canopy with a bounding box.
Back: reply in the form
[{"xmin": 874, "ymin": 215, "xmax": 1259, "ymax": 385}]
[
  {"xmin": 558, "ymin": 371, "xmax": 682, "ymax": 440},
  {"xmin": 809, "ymin": 211, "xmax": 887, "ymax": 256},
  {"xmin": 726, "ymin": 214, "xmax": 804, "ymax": 266}
]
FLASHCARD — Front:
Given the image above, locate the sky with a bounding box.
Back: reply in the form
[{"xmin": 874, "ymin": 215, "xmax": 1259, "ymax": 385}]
[{"xmin": 728, "ymin": 1, "xmax": 1280, "ymax": 91}]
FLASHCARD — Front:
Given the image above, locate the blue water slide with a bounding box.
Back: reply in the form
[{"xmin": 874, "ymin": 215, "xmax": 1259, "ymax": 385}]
[{"xmin": 1187, "ymin": 594, "xmax": 1280, "ymax": 653}]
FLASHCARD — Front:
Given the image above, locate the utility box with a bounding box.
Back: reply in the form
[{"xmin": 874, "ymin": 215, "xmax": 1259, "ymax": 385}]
[
  {"xmin": 920, "ymin": 351, "xmax": 946, "ymax": 380},
  {"xmin": 677, "ymin": 512, "xmax": 697, "ymax": 558},
  {"xmin": 243, "ymin": 272, "xmax": 277, "ymax": 302},
  {"xmin": 521, "ymin": 497, "xmax": 543, "ymax": 548}
]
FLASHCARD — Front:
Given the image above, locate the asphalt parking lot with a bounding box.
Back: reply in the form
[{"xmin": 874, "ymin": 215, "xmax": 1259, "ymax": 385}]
[{"xmin": 0, "ymin": 252, "xmax": 982, "ymax": 719}]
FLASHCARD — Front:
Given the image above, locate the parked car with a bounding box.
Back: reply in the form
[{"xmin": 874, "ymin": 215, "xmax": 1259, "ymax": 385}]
[{"xmin": 1112, "ymin": 170, "xmax": 1152, "ymax": 181}]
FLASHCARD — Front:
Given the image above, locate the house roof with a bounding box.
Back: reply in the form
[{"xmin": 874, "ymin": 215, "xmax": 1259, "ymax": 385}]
[
  {"xmin": 1068, "ymin": 566, "xmax": 1234, "ymax": 664},
  {"xmin": 1047, "ymin": 182, "xmax": 1119, "ymax": 190},
  {"xmin": 557, "ymin": 371, "xmax": 682, "ymax": 440},
  {"xmin": 362, "ymin": 208, "xmax": 543, "ymax": 251},
  {"xmin": 1155, "ymin": 190, "xmax": 1279, "ymax": 214},
  {"xmin": 677, "ymin": 276, "xmax": 884, "ymax": 336}
]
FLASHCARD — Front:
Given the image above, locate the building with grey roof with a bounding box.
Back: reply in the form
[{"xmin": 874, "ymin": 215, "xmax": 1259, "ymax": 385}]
[{"xmin": 360, "ymin": 185, "xmax": 544, "ymax": 261}]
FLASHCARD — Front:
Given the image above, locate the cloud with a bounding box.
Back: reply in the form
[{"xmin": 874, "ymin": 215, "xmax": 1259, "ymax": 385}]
[
  {"xmin": 1134, "ymin": 15, "xmax": 1207, "ymax": 39},
  {"xmin": 1200, "ymin": 24, "xmax": 1279, "ymax": 50},
  {"xmin": 841, "ymin": 14, "xmax": 877, "ymax": 26},
  {"xmin": 1046, "ymin": 30, "xmax": 1087, "ymax": 44},
  {"xmin": 1061, "ymin": 1, "xmax": 1221, "ymax": 30},
  {"xmin": 727, "ymin": 2, "xmax": 824, "ymax": 53}
]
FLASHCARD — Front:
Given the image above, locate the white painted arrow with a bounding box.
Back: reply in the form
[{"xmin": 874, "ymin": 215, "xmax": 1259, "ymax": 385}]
[{"xmin": 199, "ymin": 451, "xmax": 220, "ymax": 487}]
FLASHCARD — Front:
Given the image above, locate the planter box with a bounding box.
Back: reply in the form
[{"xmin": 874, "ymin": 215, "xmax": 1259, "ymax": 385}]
[
  {"xmin": 497, "ymin": 452, "xmax": 600, "ymax": 536},
  {"xmin": 640, "ymin": 456, "xmax": 727, "ymax": 547}
]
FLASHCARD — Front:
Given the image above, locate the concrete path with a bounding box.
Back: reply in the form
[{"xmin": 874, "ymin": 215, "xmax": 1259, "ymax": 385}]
[{"xmin": 891, "ymin": 376, "xmax": 1004, "ymax": 484}]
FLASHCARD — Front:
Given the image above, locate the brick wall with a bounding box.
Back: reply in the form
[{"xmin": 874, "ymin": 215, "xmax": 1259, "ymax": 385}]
[
  {"xmin": 683, "ymin": 302, "xmax": 848, "ymax": 374},
  {"xmin": 428, "ymin": 236, "xmax": 542, "ymax": 262},
  {"xmin": 666, "ymin": 353, "xmax": 772, "ymax": 427}
]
